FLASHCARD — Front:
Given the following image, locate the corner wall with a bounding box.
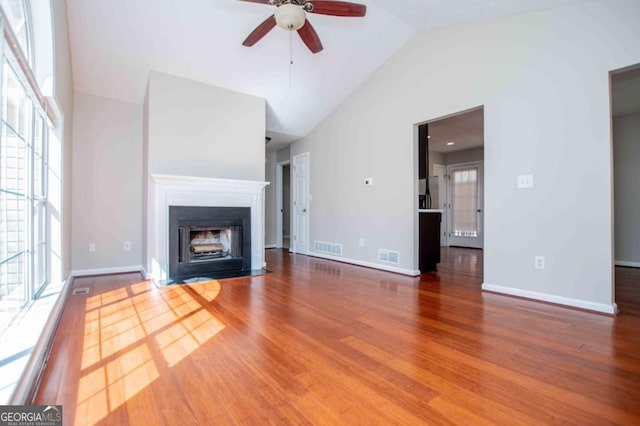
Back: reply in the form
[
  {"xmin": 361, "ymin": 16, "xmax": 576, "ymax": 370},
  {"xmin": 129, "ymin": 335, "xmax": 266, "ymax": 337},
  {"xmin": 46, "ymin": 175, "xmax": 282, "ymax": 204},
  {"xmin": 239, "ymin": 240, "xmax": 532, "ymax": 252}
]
[
  {"xmin": 265, "ymin": 150, "xmax": 277, "ymax": 246},
  {"xmin": 71, "ymin": 93, "xmax": 143, "ymax": 272},
  {"xmin": 291, "ymin": 0, "xmax": 640, "ymax": 312},
  {"xmin": 52, "ymin": 0, "xmax": 74, "ymax": 280}
]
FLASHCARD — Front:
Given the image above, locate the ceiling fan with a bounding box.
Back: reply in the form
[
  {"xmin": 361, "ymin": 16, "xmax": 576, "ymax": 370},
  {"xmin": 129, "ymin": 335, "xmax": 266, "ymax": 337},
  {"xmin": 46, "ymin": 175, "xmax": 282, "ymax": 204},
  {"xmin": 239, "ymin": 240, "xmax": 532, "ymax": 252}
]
[{"xmin": 239, "ymin": 0, "xmax": 367, "ymax": 54}]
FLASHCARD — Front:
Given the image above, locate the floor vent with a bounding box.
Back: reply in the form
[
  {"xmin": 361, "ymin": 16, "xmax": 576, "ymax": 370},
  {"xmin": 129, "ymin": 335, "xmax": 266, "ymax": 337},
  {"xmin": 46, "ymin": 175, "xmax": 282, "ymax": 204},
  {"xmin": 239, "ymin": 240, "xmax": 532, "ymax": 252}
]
[
  {"xmin": 378, "ymin": 249, "xmax": 400, "ymax": 265},
  {"xmin": 72, "ymin": 287, "xmax": 90, "ymax": 295},
  {"xmin": 314, "ymin": 241, "xmax": 343, "ymax": 256}
]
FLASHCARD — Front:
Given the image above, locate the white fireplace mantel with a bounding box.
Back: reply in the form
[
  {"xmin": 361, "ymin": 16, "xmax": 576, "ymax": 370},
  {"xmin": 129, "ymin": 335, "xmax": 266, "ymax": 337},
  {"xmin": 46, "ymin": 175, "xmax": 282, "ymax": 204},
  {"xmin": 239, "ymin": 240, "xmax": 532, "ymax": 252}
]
[{"xmin": 145, "ymin": 174, "xmax": 269, "ymax": 281}]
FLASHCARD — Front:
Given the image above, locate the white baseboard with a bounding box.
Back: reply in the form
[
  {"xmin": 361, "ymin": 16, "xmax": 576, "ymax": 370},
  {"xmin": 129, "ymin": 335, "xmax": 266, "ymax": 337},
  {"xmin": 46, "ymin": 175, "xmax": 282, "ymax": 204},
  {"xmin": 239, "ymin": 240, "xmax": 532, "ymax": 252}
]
[
  {"xmin": 71, "ymin": 265, "xmax": 144, "ymax": 278},
  {"xmin": 615, "ymin": 260, "xmax": 640, "ymax": 268},
  {"xmin": 265, "ymin": 244, "xmax": 277, "ymax": 249},
  {"xmin": 481, "ymin": 282, "xmax": 618, "ymax": 315},
  {"xmin": 307, "ymin": 252, "xmax": 421, "ymax": 277}
]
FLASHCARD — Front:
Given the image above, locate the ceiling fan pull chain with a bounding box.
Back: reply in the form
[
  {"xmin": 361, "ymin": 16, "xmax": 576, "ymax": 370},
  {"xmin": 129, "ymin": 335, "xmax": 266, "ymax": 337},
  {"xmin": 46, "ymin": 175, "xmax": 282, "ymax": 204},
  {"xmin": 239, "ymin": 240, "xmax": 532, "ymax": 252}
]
[{"xmin": 289, "ymin": 30, "xmax": 294, "ymax": 88}]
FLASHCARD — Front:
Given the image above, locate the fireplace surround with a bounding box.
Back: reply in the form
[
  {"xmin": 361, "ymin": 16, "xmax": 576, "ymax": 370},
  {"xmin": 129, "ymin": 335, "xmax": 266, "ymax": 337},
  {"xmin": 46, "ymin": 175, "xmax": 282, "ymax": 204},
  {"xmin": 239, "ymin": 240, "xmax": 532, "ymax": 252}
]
[{"xmin": 145, "ymin": 174, "xmax": 269, "ymax": 283}]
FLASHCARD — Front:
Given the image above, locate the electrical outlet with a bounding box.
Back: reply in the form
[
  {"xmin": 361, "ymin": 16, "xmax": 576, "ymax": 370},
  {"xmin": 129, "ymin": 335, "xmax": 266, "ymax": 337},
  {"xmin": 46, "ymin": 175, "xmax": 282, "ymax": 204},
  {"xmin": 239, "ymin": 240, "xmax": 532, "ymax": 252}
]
[
  {"xmin": 89, "ymin": 242, "xmax": 96, "ymax": 252},
  {"xmin": 359, "ymin": 238, "xmax": 365, "ymax": 247},
  {"xmin": 364, "ymin": 178, "xmax": 373, "ymax": 186},
  {"xmin": 517, "ymin": 174, "xmax": 534, "ymax": 189},
  {"xmin": 535, "ymin": 256, "xmax": 545, "ymax": 270},
  {"xmin": 124, "ymin": 241, "xmax": 131, "ymax": 251}
]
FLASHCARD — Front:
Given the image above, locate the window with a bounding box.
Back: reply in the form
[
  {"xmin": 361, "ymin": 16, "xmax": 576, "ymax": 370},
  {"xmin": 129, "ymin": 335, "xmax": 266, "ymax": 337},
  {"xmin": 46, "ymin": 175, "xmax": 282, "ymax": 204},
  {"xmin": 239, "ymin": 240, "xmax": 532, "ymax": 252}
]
[
  {"xmin": 0, "ymin": 0, "xmax": 49, "ymax": 335},
  {"xmin": 451, "ymin": 168, "xmax": 479, "ymax": 238},
  {"xmin": 0, "ymin": 0, "xmax": 31, "ymax": 64}
]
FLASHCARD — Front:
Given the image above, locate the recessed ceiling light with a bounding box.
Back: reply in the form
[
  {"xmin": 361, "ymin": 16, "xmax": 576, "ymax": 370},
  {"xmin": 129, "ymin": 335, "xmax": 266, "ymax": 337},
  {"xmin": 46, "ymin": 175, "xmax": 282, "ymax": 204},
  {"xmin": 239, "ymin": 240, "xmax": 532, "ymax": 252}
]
[{"xmin": 447, "ymin": 141, "xmax": 455, "ymax": 146}]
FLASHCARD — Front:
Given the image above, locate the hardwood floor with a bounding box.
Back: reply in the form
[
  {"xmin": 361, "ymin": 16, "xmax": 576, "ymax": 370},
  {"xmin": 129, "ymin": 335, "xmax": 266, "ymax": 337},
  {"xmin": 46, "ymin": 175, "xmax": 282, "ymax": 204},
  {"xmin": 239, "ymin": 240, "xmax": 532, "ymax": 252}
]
[{"xmin": 35, "ymin": 248, "xmax": 640, "ymax": 425}]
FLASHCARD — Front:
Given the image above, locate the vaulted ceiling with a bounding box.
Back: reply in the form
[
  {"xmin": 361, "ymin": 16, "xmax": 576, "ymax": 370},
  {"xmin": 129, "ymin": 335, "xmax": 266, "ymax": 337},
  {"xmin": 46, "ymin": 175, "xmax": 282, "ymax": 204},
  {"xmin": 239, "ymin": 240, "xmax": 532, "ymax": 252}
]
[{"xmin": 66, "ymin": 0, "xmax": 588, "ymax": 146}]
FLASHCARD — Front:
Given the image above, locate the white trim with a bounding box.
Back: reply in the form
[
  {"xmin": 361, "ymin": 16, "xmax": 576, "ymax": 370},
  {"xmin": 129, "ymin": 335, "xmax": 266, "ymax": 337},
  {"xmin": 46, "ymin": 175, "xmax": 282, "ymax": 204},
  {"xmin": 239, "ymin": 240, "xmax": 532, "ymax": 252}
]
[
  {"xmin": 481, "ymin": 283, "xmax": 618, "ymax": 315},
  {"xmin": 71, "ymin": 265, "xmax": 144, "ymax": 278},
  {"xmin": 146, "ymin": 174, "xmax": 269, "ymax": 282},
  {"xmin": 308, "ymin": 252, "xmax": 421, "ymax": 276},
  {"xmin": 276, "ymin": 163, "xmax": 283, "ymax": 249},
  {"xmin": 615, "ymin": 260, "xmax": 640, "ymax": 268},
  {"xmin": 141, "ymin": 265, "xmax": 151, "ymax": 280},
  {"xmin": 150, "ymin": 174, "xmax": 269, "ymax": 191},
  {"xmin": 265, "ymin": 244, "xmax": 277, "ymax": 249}
]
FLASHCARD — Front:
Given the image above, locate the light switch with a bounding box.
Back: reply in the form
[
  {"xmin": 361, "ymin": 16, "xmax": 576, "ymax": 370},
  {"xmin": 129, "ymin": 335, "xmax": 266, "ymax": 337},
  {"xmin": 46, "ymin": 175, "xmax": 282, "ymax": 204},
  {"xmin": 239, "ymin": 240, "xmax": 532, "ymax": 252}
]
[
  {"xmin": 517, "ymin": 174, "xmax": 533, "ymax": 189},
  {"xmin": 364, "ymin": 178, "xmax": 373, "ymax": 186}
]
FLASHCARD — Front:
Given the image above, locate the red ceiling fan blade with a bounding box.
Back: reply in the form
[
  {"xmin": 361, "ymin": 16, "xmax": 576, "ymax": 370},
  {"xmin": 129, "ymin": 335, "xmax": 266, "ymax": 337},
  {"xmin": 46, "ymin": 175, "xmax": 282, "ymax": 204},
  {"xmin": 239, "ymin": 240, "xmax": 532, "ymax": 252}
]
[
  {"xmin": 307, "ymin": 1, "xmax": 366, "ymax": 17},
  {"xmin": 242, "ymin": 15, "xmax": 277, "ymax": 47},
  {"xmin": 297, "ymin": 19, "xmax": 323, "ymax": 54},
  {"xmin": 237, "ymin": 0, "xmax": 271, "ymax": 4}
]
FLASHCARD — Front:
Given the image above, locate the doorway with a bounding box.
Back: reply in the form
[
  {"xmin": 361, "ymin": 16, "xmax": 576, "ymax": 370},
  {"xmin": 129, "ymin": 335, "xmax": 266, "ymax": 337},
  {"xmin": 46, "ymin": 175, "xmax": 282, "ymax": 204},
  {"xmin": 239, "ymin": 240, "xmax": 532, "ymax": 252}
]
[
  {"xmin": 611, "ymin": 64, "xmax": 640, "ymax": 311},
  {"xmin": 425, "ymin": 107, "xmax": 485, "ymax": 249},
  {"xmin": 612, "ymin": 65, "xmax": 640, "ymax": 268},
  {"xmin": 276, "ymin": 161, "xmax": 291, "ymax": 250}
]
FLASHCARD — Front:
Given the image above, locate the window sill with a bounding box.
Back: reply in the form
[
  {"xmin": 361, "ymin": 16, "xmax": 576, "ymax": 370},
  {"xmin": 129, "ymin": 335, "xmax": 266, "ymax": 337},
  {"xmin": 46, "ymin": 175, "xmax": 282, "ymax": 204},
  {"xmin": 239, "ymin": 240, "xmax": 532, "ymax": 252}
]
[{"xmin": 0, "ymin": 277, "xmax": 70, "ymax": 404}]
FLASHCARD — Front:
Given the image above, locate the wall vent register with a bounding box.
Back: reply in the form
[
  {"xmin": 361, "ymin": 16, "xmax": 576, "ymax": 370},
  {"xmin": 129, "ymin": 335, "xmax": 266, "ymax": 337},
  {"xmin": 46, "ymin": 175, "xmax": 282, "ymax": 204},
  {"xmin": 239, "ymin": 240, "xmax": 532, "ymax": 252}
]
[
  {"xmin": 314, "ymin": 241, "xmax": 343, "ymax": 256},
  {"xmin": 378, "ymin": 249, "xmax": 400, "ymax": 265}
]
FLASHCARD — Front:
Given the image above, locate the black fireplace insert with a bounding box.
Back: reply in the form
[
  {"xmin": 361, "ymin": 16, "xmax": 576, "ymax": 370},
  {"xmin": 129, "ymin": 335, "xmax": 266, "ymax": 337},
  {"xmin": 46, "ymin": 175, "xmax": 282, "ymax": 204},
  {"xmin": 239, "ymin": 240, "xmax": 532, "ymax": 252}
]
[{"xmin": 169, "ymin": 206, "xmax": 251, "ymax": 279}]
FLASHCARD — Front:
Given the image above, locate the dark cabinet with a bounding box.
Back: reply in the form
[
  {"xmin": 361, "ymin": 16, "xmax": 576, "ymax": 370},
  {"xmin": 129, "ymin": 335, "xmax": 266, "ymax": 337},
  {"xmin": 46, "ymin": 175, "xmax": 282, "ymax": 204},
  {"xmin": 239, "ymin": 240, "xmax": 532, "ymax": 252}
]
[{"xmin": 419, "ymin": 212, "xmax": 441, "ymax": 273}]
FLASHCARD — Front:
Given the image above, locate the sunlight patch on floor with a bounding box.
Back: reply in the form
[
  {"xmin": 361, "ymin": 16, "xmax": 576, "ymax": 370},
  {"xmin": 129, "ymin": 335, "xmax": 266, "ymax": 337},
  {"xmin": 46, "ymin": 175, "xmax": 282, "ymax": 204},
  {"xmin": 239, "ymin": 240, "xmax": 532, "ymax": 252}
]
[{"xmin": 75, "ymin": 280, "xmax": 225, "ymax": 424}]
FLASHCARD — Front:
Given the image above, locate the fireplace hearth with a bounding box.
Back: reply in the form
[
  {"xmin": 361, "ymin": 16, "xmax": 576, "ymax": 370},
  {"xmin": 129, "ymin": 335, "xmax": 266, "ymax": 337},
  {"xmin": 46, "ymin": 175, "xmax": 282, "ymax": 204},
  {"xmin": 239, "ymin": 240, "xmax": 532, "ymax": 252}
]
[{"xmin": 169, "ymin": 206, "xmax": 251, "ymax": 279}]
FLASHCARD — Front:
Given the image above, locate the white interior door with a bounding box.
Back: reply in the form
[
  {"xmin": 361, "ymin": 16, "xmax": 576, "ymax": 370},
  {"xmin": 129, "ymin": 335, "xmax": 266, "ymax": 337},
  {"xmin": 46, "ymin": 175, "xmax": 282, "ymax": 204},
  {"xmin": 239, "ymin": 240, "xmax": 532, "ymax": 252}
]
[
  {"xmin": 292, "ymin": 153, "xmax": 310, "ymax": 254},
  {"xmin": 447, "ymin": 162, "xmax": 483, "ymax": 248}
]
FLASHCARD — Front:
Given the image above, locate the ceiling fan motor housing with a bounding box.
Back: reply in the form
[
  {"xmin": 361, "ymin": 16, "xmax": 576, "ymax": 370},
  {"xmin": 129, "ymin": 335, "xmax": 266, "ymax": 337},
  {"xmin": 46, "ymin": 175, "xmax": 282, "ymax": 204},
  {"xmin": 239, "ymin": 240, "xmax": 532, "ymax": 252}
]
[{"xmin": 275, "ymin": 3, "xmax": 306, "ymax": 30}]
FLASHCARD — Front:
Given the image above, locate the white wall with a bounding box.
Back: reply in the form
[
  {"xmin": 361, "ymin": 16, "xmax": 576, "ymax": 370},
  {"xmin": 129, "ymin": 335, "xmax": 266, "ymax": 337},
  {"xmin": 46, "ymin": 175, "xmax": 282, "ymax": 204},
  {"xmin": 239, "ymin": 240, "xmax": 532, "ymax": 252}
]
[
  {"xmin": 429, "ymin": 151, "xmax": 445, "ymax": 174},
  {"xmin": 265, "ymin": 146, "xmax": 291, "ymax": 247},
  {"xmin": 614, "ymin": 113, "xmax": 640, "ymax": 265},
  {"xmin": 71, "ymin": 93, "xmax": 143, "ymax": 272},
  {"xmin": 445, "ymin": 147, "xmax": 483, "ymax": 165},
  {"xmin": 146, "ymin": 72, "xmax": 265, "ymax": 181},
  {"xmin": 52, "ymin": 0, "xmax": 74, "ymax": 279},
  {"xmin": 265, "ymin": 149, "xmax": 277, "ymax": 246},
  {"xmin": 291, "ymin": 0, "xmax": 640, "ymax": 312},
  {"xmin": 283, "ymin": 164, "xmax": 291, "ymax": 237},
  {"xmin": 276, "ymin": 146, "xmax": 290, "ymax": 163},
  {"xmin": 142, "ymin": 87, "xmax": 149, "ymax": 276}
]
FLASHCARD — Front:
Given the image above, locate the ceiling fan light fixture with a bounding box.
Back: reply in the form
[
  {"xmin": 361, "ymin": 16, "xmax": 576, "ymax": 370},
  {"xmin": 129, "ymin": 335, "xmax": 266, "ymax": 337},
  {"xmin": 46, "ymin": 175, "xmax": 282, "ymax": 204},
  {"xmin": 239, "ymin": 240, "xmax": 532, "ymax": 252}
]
[{"xmin": 275, "ymin": 3, "xmax": 306, "ymax": 30}]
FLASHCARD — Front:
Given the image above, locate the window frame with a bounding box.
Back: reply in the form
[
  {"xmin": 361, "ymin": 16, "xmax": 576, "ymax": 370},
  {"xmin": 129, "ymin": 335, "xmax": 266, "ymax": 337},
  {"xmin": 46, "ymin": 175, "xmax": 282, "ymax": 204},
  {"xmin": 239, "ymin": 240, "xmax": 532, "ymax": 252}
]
[{"xmin": 0, "ymin": 3, "xmax": 50, "ymax": 334}]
